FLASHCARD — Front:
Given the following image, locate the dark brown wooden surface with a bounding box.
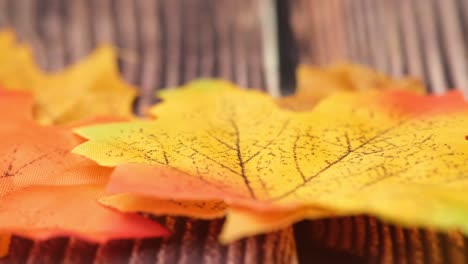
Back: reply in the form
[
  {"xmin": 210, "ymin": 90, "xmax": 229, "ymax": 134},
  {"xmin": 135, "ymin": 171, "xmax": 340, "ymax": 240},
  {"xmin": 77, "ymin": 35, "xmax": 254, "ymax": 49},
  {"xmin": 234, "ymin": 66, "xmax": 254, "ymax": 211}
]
[
  {"xmin": 1, "ymin": 0, "xmax": 468, "ymax": 263},
  {"xmin": 280, "ymin": 0, "xmax": 468, "ymax": 96}
]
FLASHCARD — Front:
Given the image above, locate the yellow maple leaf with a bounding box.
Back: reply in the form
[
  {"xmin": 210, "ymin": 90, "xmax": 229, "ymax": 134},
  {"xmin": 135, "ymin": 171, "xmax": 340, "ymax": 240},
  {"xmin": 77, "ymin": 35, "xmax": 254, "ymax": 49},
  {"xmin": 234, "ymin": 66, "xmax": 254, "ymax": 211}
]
[
  {"xmin": 0, "ymin": 31, "xmax": 137, "ymax": 124},
  {"xmin": 277, "ymin": 63, "xmax": 425, "ymax": 111},
  {"xmin": 73, "ymin": 80, "xmax": 468, "ymax": 242}
]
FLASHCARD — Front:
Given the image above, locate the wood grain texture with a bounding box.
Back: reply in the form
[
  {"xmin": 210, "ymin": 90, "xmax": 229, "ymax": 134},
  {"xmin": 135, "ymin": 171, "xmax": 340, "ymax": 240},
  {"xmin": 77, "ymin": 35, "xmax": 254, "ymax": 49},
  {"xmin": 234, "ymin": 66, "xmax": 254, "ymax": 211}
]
[
  {"xmin": 0, "ymin": 0, "xmax": 297, "ymax": 263},
  {"xmin": 285, "ymin": 0, "xmax": 468, "ymax": 263},
  {"xmin": 284, "ymin": 0, "xmax": 468, "ymax": 95}
]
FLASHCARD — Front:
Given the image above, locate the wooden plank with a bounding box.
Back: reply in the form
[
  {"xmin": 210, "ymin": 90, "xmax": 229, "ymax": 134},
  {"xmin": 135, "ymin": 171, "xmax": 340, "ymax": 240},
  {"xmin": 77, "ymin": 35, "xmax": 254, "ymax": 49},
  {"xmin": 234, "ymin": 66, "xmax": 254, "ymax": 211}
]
[
  {"xmin": 285, "ymin": 0, "xmax": 468, "ymax": 263},
  {"xmin": 0, "ymin": 1, "xmax": 298, "ymax": 263}
]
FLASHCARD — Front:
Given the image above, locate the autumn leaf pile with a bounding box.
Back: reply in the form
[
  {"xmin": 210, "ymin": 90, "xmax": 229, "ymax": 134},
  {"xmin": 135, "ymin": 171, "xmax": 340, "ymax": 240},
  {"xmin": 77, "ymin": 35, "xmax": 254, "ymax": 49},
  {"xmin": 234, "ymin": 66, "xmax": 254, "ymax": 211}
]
[{"xmin": 1, "ymin": 30, "xmax": 468, "ymax": 257}]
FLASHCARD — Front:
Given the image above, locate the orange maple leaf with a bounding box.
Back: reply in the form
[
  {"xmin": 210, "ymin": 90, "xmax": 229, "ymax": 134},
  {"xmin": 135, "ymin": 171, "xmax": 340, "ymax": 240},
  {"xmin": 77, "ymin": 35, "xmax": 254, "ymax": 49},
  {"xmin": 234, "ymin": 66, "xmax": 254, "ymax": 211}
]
[
  {"xmin": 0, "ymin": 90, "xmax": 110, "ymax": 193},
  {"xmin": 0, "ymin": 185, "xmax": 169, "ymax": 242},
  {"xmin": 0, "ymin": 89, "xmax": 168, "ymax": 251}
]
